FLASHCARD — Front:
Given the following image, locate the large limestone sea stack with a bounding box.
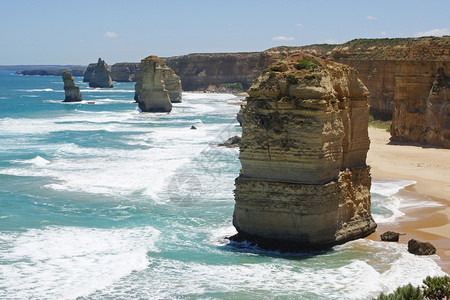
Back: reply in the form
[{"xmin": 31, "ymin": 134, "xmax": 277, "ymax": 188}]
[
  {"xmin": 88, "ymin": 58, "xmax": 114, "ymax": 88},
  {"xmin": 232, "ymin": 53, "xmax": 377, "ymax": 249},
  {"xmin": 135, "ymin": 56, "xmax": 173, "ymax": 112},
  {"xmin": 62, "ymin": 71, "xmax": 82, "ymax": 102},
  {"xmin": 134, "ymin": 57, "xmax": 182, "ymax": 103}
]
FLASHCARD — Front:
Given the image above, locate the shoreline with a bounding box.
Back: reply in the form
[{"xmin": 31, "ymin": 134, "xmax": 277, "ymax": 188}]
[{"xmin": 367, "ymin": 127, "xmax": 450, "ymax": 274}]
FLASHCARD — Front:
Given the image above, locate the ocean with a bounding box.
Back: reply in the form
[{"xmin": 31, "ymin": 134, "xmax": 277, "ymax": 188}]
[{"xmin": 0, "ymin": 71, "xmax": 446, "ymax": 299}]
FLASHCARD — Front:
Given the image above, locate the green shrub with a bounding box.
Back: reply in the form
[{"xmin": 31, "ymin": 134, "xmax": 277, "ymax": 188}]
[
  {"xmin": 287, "ymin": 74, "xmax": 298, "ymax": 85},
  {"xmin": 374, "ymin": 284, "xmax": 424, "ymax": 300},
  {"xmin": 269, "ymin": 71, "xmax": 276, "ymax": 78},
  {"xmin": 422, "ymin": 275, "xmax": 450, "ymax": 300},
  {"xmin": 295, "ymin": 56, "xmax": 321, "ymax": 70},
  {"xmin": 219, "ymin": 83, "xmax": 243, "ymax": 91}
]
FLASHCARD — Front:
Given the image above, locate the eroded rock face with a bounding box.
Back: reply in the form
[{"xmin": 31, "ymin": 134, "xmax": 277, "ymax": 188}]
[
  {"xmin": 135, "ymin": 56, "xmax": 172, "ymax": 112},
  {"xmin": 62, "ymin": 71, "xmax": 82, "ymax": 102},
  {"xmin": 407, "ymin": 239, "xmax": 437, "ymax": 255},
  {"xmin": 89, "ymin": 58, "xmax": 114, "ymax": 88},
  {"xmin": 331, "ymin": 37, "xmax": 450, "ymax": 147},
  {"xmin": 83, "ymin": 63, "xmax": 96, "ymax": 82},
  {"xmin": 111, "ymin": 63, "xmax": 140, "ymax": 82},
  {"xmin": 135, "ymin": 58, "xmax": 182, "ymax": 104},
  {"xmin": 232, "ymin": 53, "xmax": 376, "ymax": 249}
]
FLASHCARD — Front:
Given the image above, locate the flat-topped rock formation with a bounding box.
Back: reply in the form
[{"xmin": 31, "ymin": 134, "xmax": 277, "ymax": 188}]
[
  {"xmin": 88, "ymin": 58, "xmax": 114, "ymax": 88},
  {"xmin": 62, "ymin": 71, "xmax": 82, "ymax": 102},
  {"xmin": 135, "ymin": 56, "xmax": 172, "ymax": 112},
  {"xmin": 135, "ymin": 57, "xmax": 182, "ymax": 104},
  {"xmin": 232, "ymin": 53, "xmax": 376, "ymax": 249},
  {"xmin": 110, "ymin": 63, "xmax": 140, "ymax": 82}
]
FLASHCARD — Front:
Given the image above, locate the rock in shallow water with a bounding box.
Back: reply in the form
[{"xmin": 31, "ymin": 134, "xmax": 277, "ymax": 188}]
[
  {"xmin": 88, "ymin": 58, "xmax": 114, "ymax": 88},
  {"xmin": 232, "ymin": 53, "xmax": 376, "ymax": 250},
  {"xmin": 407, "ymin": 239, "xmax": 436, "ymax": 255},
  {"xmin": 62, "ymin": 71, "xmax": 82, "ymax": 102},
  {"xmin": 380, "ymin": 231, "xmax": 400, "ymax": 242}
]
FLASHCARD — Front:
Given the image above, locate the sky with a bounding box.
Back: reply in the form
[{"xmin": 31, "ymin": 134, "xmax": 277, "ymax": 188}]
[{"xmin": 0, "ymin": 0, "xmax": 449, "ymax": 65}]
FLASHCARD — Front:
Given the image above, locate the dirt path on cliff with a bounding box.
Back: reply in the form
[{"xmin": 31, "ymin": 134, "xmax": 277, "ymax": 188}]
[{"xmin": 367, "ymin": 127, "xmax": 450, "ymax": 274}]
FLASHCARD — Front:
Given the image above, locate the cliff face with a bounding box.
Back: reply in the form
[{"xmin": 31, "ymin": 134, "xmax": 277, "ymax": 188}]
[
  {"xmin": 83, "ymin": 63, "xmax": 96, "ymax": 82},
  {"xmin": 331, "ymin": 37, "xmax": 449, "ymax": 147},
  {"xmin": 135, "ymin": 56, "xmax": 172, "ymax": 112},
  {"xmin": 89, "ymin": 58, "xmax": 114, "ymax": 88},
  {"xmin": 110, "ymin": 63, "xmax": 140, "ymax": 82},
  {"xmin": 135, "ymin": 59, "xmax": 182, "ymax": 103},
  {"xmin": 62, "ymin": 71, "xmax": 82, "ymax": 102},
  {"xmin": 165, "ymin": 45, "xmax": 335, "ymax": 91},
  {"xmin": 232, "ymin": 54, "xmax": 376, "ymax": 249}
]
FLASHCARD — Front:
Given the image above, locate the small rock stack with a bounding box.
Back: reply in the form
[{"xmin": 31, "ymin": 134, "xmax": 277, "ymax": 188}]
[
  {"xmin": 62, "ymin": 71, "xmax": 82, "ymax": 102},
  {"xmin": 88, "ymin": 58, "xmax": 114, "ymax": 88}
]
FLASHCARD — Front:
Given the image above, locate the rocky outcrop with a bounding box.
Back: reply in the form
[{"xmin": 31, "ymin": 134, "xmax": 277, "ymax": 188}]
[
  {"xmin": 135, "ymin": 58, "xmax": 182, "ymax": 103},
  {"xmin": 218, "ymin": 136, "xmax": 241, "ymax": 148},
  {"xmin": 16, "ymin": 66, "xmax": 86, "ymax": 77},
  {"xmin": 231, "ymin": 53, "xmax": 376, "ymax": 250},
  {"xmin": 135, "ymin": 56, "xmax": 172, "ymax": 112},
  {"xmin": 110, "ymin": 63, "xmax": 140, "ymax": 82},
  {"xmin": 83, "ymin": 63, "xmax": 96, "ymax": 82},
  {"xmin": 88, "ymin": 58, "xmax": 114, "ymax": 88},
  {"xmin": 62, "ymin": 71, "xmax": 82, "ymax": 102},
  {"xmin": 407, "ymin": 239, "xmax": 437, "ymax": 255},
  {"xmin": 380, "ymin": 231, "xmax": 400, "ymax": 242}
]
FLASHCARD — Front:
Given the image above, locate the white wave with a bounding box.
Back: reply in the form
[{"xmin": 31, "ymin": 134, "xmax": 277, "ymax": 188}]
[
  {"xmin": 181, "ymin": 92, "xmax": 238, "ymax": 101},
  {"xmin": 371, "ymin": 179, "xmax": 443, "ymax": 223},
  {"xmin": 371, "ymin": 179, "xmax": 416, "ymax": 197},
  {"xmin": 88, "ymin": 238, "xmax": 445, "ymax": 300},
  {"xmin": 16, "ymin": 88, "xmax": 54, "ymax": 92},
  {"xmin": 0, "ymin": 226, "xmax": 159, "ymax": 299},
  {"xmin": 81, "ymin": 89, "xmax": 134, "ymax": 93},
  {"xmin": 23, "ymin": 156, "xmax": 50, "ymax": 167}
]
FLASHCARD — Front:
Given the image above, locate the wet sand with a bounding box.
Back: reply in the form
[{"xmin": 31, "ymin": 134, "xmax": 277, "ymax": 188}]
[{"xmin": 367, "ymin": 127, "xmax": 450, "ymax": 274}]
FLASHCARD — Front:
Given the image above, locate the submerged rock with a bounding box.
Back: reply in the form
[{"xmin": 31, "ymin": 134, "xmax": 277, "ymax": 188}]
[
  {"xmin": 190, "ymin": 125, "xmax": 197, "ymax": 130},
  {"xmin": 135, "ymin": 58, "xmax": 182, "ymax": 104},
  {"xmin": 89, "ymin": 58, "xmax": 114, "ymax": 88},
  {"xmin": 407, "ymin": 239, "xmax": 436, "ymax": 255},
  {"xmin": 380, "ymin": 231, "xmax": 400, "ymax": 242},
  {"xmin": 135, "ymin": 56, "xmax": 172, "ymax": 113},
  {"xmin": 62, "ymin": 71, "xmax": 82, "ymax": 102},
  {"xmin": 232, "ymin": 53, "xmax": 376, "ymax": 250}
]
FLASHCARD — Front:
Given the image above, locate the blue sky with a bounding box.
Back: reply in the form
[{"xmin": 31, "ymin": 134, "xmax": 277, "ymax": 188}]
[{"xmin": 1, "ymin": 0, "xmax": 449, "ymax": 65}]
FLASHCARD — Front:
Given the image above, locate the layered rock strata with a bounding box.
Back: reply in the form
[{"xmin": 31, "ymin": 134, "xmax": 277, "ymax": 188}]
[
  {"xmin": 331, "ymin": 37, "xmax": 449, "ymax": 147},
  {"xmin": 134, "ymin": 58, "xmax": 182, "ymax": 103},
  {"xmin": 232, "ymin": 53, "xmax": 376, "ymax": 249},
  {"xmin": 135, "ymin": 56, "xmax": 172, "ymax": 112},
  {"xmin": 88, "ymin": 58, "xmax": 114, "ymax": 88},
  {"xmin": 111, "ymin": 63, "xmax": 140, "ymax": 82},
  {"xmin": 62, "ymin": 71, "xmax": 82, "ymax": 102}
]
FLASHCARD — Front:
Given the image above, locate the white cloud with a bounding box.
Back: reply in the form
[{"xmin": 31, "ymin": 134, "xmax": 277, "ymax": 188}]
[
  {"xmin": 415, "ymin": 28, "xmax": 450, "ymax": 37},
  {"xmin": 80, "ymin": 39, "xmax": 85, "ymax": 43},
  {"xmin": 296, "ymin": 23, "xmax": 303, "ymax": 27},
  {"xmin": 105, "ymin": 31, "xmax": 119, "ymax": 39},
  {"xmin": 380, "ymin": 32, "xmax": 387, "ymax": 36},
  {"xmin": 272, "ymin": 36, "xmax": 295, "ymax": 41},
  {"xmin": 365, "ymin": 16, "xmax": 377, "ymax": 20}
]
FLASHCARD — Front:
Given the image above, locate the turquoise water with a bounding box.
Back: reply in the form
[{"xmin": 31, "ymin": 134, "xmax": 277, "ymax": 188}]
[{"xmin": 0, "ymin": 71, "xmax": 446, "ymax": 299}]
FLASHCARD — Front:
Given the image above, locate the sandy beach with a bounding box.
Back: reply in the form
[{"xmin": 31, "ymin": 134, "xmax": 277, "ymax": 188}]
[{"xmin": 367, "ymin": 127, "xmax": 450, "ymax": 274}]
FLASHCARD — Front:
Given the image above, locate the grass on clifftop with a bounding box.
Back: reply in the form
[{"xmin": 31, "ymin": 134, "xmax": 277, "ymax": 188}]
[{"xmin": 369, "ymin": 115, "xmax": 391, "ymax": 132}]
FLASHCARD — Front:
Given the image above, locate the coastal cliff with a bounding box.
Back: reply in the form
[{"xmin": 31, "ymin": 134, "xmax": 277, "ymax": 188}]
[
  {"xmin": 165, "ymin": 45, "xmax": 334, "ymax": 91},
  {"xmin": 135, "ymin": 56, "xmax": 172, "ymax": 112},
  {"xmin": 232, "ymin": 53, "xmax": 376, "ymax": 249},
  {"xmin": 331, "ymin": 37, "xmax": 449, "ymax": 147},
  {"xmin": 111, "ymin": 63, "xmax": 140, "ymax": 82}
]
